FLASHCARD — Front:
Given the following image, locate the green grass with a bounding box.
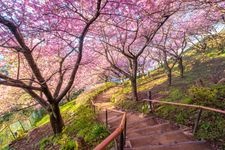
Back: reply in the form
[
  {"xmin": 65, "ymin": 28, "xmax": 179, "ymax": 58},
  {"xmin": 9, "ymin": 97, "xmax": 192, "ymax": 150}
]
[
  {"xmin": 108, "ymin": 33, "xmax": 225, "ymax": 148},
  {"xmin": 37, "ymin": 82, "xmax": 115, "ymax": 149},
  {"xmin": 1, "ymin": 82, "xmax": 115, "ymax": 149},
  {"xmin": 35, "ymin": 115, "xmax": 49, "ymax": 127},
  {"xmin": 35, "ymin": 82, "xmax": 116, "ymax": 126}
]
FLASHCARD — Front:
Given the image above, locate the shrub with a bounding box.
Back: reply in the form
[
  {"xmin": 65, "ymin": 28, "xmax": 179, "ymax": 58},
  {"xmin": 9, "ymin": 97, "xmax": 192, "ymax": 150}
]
[
  {"xmin": 188, "ymin": 85, "xmax": 225, "ymax": 109},
  {"xmin": 113, "ymin": 98, "xmax": 143, "ymax": 112},
  {"xmin": 188, "ymin": 86, "xmax": 217, "ymax": 107},
  {"xmin": 61, "ymin": 140, "xmax": 78, "ymax": 150},
  {"xmin": 140, "ymin": 103, "xmax": 150, "ymax": 114},
  {"xmin": 39, "ymin": 134, "xmax": 78, "ymax": 150},
  {"xmin": 196, "ymin": 112, "xmax": 225, "ymax": 143},
  {"xmin": 161, "ymin": 88, "xmax": 187, "ymax": 102}
]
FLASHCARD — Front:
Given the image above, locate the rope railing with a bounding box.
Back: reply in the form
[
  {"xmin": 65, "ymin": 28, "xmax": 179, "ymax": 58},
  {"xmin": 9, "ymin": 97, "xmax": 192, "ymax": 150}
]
[{"xmin": 91, "ymin": 100, "xmax": 127, "ymax": 150}]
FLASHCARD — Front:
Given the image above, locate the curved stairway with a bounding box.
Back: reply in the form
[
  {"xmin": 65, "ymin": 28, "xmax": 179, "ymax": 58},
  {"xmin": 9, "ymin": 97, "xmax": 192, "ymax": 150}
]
[{"xmin": 95, "ymin": 88, "xmax": 213, "ymax": 150}]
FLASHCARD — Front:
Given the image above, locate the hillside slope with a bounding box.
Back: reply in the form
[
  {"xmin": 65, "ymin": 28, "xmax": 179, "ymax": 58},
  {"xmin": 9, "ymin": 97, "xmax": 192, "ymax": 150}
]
[
  {"xmin": 109, "ymin": 34, "xmax": 225, "ymax": 149},
  {"xmin": 1, "ymin": 83, "xmax": 114, "ymax": 149}
]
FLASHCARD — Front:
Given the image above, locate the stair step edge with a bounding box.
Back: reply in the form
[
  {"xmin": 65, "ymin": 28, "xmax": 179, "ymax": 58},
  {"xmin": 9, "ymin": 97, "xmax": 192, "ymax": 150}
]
[
  {"xmin": 130, "ymin": 140, "xmax": 208, "ymax": 149},
  {"xmin": 128, "ymin": 129, "xmax": 187, "ymax": 141},
  {"xmin": 128, "ymin": 122, "xmax": 171, "ymax": 133}
]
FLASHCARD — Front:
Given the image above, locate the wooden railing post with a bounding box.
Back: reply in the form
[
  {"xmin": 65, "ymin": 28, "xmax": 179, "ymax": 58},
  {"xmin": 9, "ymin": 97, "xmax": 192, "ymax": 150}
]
[
  {"xmin": 114, "ymin": 139, "xmax": 119, "ymax": 150},
  {"xmin": 193, "ymin": 108, "xmax": 203, "ymax": 134},
  {"xmin": 93, "ymin": 105, "xmax": 96, "ymax": 113},
  {"xmin": 106, "ymin": 109, "xmax": 108, "ymax": 127},
  {"xmin": 123, "ymin": 117, "xmax": 127, "ymax": 146},
  {"xmin": 148, "ymin": 91, "xmax": 153, "ymax": 112},
  {"xmin": 119, "ymin": 132, "xmax": 124, "ymax": 150},
  {"xmin": 91, "ymin": 101, "xmax": 96, "ymax": 114}
]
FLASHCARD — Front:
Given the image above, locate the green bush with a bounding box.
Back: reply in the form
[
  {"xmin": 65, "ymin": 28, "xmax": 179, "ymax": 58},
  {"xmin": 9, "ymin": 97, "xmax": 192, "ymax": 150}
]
[
  {"xmin": 0, "ymin": 112, "xmax": 13, "ymax": 123},
  {"xmin": 188, "ymin": 85, "xmax": 225, "ymax": 109},
  {"xmin": 61, "ymin": 140, "xmax": 78, "ymax": 150},
  {"xmin": 167, "ymin": 88, "xmax": 184, "ymax": 101},
  {"xmin": 156, "ymin": 105, "xmax": 176, "ymax": 118},
  {"xmin": 156, "ymin": 85, "xmax": 225, "ymax": 144},
  {"xmin": 39, "ymin": 134, "xmax": 78, "ymax": 150},
  {"xmin": 140, "ymin": 103, "xmax": 150, "ymax": 114},
  {"xmin": 83, "ymin": 123, "xmax": 109, "ymax": 144},
  {"xmin": 188, "ymin": 86, "xmax": 217, "ymax": 106},
  {"xmin": 113, "ymin": 98, "xmax": 142, "ymax": 112},
  {"xmin": 174, "ymin": 110, "xmax": 192, "ymax": 124},
  {"xmin": 39, "ymin": 137, "xmax": 54, "ymax": 150},
  {"xmin": 196, "ymin": 112, "xmax": 225, "ymax": 143},
  {"xmin": 30, "ymin": 109, "xmax": 46, "ymax": 125}
]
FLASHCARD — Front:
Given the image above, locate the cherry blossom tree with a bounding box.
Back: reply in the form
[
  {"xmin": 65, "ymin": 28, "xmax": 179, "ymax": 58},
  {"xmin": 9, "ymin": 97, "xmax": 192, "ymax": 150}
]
[
  {"xmin": 0, "ymin": 0, "xmax": 107, "ymax": 134},
  {"xmin": 95, "ymin": 0, "xmax": 181, "ymax": 101},
  {"xmin": 151, "ymin": 27, "xmax": 178, "ymax": 86}
]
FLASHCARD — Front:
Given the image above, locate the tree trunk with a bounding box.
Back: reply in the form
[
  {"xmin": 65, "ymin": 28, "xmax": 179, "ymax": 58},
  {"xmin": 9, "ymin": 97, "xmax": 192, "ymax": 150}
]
[
  {"xmin": 167, "ymin": 69, "xmax": 172, "ymax": 86},
  {"xmin": 131, "ymin": 59, "xmax": 138, "ymax": 101},
  {"xmin": 130, "ymin": 78, "xmax": 138, "ymax": 101},
  {"xmin": 104, "ymin": 76, "xmax": 108, "ymax": 82},
  {"xmin": 178, "ymin": 57, "xmax": 184, "ymax": 78},
  {"xmin": 49, "ymin": 103, "xmax": 64, "ymax": 134},
  {"xmin": 147, "ymin": 71, "xmax": 150, "ymax": 77}
]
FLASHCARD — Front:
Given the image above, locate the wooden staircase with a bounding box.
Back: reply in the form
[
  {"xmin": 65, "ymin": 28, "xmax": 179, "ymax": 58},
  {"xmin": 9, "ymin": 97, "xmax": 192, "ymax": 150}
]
[
  {"xmin": 97, "ymin": 111, "xmax": 212, "ymax": 150},
  {"xmin": 94, "ymin": 88, "xmax": 213, "ymax": 150}
]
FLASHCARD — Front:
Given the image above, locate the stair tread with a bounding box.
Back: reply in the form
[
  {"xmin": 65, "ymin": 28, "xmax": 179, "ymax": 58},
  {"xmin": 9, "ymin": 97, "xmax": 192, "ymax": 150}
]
[
  {"xmin": 127, "ymin": 123, "xmax": 178, "ymax": 137},
  {"xmin": 128, "ymin": 122, "xmax": 173, "ymax": 133},
  {"xmin": 129, "ymin": 140, "xmax": 212, "ymax": 150},
  {"xmin": 129, "ymin": 130, "xmax": 193, "ymax": 147}
]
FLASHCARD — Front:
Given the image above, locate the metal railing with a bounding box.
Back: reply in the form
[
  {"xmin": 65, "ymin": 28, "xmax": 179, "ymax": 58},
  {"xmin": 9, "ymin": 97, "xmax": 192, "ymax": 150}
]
[
  {"xmin": 142, "ymin": 90, "xmax": 225, "ymax": 134},
  {"xmin": 91, "ymin": 100, "xmax": 127, "ymax": 150}
]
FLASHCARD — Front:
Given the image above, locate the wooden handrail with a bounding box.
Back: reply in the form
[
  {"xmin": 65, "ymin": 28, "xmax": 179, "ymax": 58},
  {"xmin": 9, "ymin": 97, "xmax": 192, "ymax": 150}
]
[
  {"xmin": 94, "ymin": 112, "xmax": 126, "ymax": 150},
  {"xmin": 91, "ymin": 100, "xmax": 127, "ymax": 150},
  {"xmin": 142, "ymin": 99, "xmax": 225, "ymax": 114}
]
